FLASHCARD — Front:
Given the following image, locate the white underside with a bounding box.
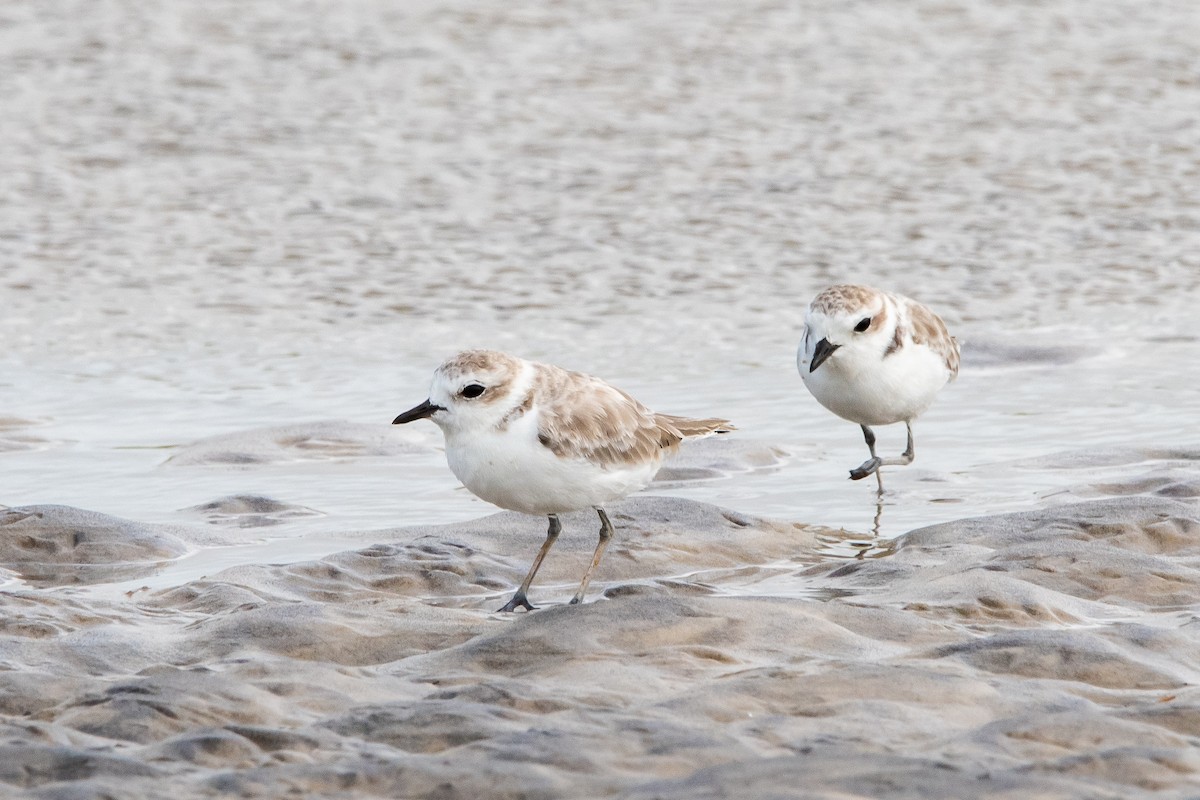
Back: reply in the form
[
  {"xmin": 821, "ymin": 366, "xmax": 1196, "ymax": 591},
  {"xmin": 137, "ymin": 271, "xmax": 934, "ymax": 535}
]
[
  {"xmin": 799, "ymin": 338, "xmax": 951, "ymax": 427},
  {"xmin": 443, "ymin": 411, "xmax": 662, "ymax": 515}
]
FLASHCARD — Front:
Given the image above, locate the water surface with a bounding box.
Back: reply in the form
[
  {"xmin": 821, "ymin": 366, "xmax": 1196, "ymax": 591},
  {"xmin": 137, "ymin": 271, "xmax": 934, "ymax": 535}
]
[{"xmin": 2, "ymin": 0, "xmax": 1199, "ymax": 588}]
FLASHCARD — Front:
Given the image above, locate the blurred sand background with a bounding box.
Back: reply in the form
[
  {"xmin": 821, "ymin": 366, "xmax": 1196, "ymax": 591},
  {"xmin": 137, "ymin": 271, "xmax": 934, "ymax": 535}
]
[{"xmin": 2, "ymin": 0, "xmax": 1200, "ymax": 797}]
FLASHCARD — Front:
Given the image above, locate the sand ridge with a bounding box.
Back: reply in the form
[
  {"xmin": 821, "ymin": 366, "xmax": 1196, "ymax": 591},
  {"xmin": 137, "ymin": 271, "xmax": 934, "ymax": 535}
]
[{"xmin": 1, "ymin": 494, "xmax": 1198, "ymax": 798}]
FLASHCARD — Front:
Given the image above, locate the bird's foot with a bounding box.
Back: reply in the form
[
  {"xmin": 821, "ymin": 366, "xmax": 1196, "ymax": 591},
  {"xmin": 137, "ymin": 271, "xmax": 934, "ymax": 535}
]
[
  {"xmin": 568, "ymin": 594, "xmax": 584, "ymax": 605},
  {"xmin": 849, "ymin": 457, "xmax": 882, "ymax": 481},
  {"xmin": 496, "ymin": 592, "xmax": 535, "ymax": 613}
]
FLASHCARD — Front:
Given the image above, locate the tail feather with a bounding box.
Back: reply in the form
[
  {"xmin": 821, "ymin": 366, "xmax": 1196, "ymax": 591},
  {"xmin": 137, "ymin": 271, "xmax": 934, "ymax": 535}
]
[{"xmin": 656, "ymin": 414, "xmax": 736, "ymax": 439}]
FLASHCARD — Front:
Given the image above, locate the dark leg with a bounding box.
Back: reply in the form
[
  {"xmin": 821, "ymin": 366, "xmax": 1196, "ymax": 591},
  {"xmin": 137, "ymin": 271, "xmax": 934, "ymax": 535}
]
[
  {"xmin": 849, "ymin": 425, "xmax": 883, "ymax": 482},
  {"xmin": 876, "ymin": 421, "xmax": 916, "ymax": 475},
  {"xmin": 850, "ymin": 422, "xmax": 916, "ymax": 491},
  {"xmin": 497, "ymin": 514, "xmax": 561, "ymax": 613},
  {"xmin": 569, "ymin": 508, "xmax": 614, "ymax": 605},
  {"xmin": 878, "ymin": 421, "xmax": 915, "ymax": 467}
]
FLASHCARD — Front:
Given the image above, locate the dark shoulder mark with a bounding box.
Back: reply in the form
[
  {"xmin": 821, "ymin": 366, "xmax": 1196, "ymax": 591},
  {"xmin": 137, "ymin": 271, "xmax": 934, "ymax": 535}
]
[{"xmin": 884, "ymin": 325, "xmax": 905, "ymax": 358}]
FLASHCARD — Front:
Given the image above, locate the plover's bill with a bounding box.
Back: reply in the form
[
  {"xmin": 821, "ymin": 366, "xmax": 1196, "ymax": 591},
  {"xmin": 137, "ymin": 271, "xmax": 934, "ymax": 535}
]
[
  {"xmin": 797, "ymin": 284, "xmax": 959, "ymax": 490},
  {"xmin": 393, "ymin": 350, "xmax": 734, "ymax": 612}
]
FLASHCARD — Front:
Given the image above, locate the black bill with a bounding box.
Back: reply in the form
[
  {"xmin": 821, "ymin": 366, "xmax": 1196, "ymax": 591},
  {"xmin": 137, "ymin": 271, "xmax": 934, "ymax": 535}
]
[
  {"xmin": 392, "ymin": 399, "xmax": 442, "ymax": 424},
  {"xmin": 809, "ymin": 338, "xmax": 841, "ymax": 373}
]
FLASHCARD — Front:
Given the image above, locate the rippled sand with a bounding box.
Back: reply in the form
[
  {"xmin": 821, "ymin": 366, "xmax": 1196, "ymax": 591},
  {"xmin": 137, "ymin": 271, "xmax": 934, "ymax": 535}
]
[
  {"xmin": 3, "ymin": 482, "xmax": 1200, "ymax": 798},
  {"xmin": 3, "ymin": 0, "xmax": 1200, "ymax": 797}
]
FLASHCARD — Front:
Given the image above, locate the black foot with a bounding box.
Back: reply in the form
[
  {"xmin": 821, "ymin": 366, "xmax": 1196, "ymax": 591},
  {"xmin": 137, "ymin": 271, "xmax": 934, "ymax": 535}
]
[
  {"xmin": 568, "ymin": 596, "xmax": 582, "ymax": 605},
  {"xmin": 497, "ymin": 592, "xmax": 535, "ymax": 613},
  {"xmin": 849, "ymin": 457, "xmax": 882, "ymax": 481}
]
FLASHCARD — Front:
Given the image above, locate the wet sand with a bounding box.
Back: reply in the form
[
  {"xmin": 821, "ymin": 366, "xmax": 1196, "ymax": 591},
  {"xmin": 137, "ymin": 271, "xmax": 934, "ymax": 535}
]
[
  {"xmin": 4, "ymin": 0, "xmax": 1200, "ymax": 797},
  {"xmin": 3, "ymin": 479, "xmax": 1199, "ymax": 798}
]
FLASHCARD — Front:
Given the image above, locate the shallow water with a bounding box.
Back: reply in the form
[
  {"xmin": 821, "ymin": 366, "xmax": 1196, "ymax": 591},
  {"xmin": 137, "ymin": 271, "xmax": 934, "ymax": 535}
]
[
  {"xmin": 4, "ymin": 1, "xmax": 1200, "ymax": 577},
  {"xmin": 3, "ymin": 320, "xmax": 1197, "ymax": 591}
]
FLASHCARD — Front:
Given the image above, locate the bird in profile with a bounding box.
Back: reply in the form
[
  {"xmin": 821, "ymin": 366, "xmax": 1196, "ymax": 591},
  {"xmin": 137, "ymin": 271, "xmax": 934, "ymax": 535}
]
[
  {"xmin": 393, "ymin": 350, "xmax": 734, "ymax": 612},
  {"xmin": 798, "ymin": 284, "xmax": 959, "ymax": 491}
]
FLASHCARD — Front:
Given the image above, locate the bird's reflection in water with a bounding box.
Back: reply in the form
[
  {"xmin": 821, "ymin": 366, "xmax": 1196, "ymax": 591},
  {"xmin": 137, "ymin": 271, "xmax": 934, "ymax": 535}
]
[{"xmin": 814, "ymin": 492, "xmax": 896, "ymax": 560}]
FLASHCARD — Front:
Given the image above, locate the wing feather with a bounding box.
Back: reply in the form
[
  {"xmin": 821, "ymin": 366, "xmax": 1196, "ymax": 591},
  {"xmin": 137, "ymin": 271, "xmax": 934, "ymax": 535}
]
[
  {"xmin": 909, "ymin": 302, "xmax": 961, "ymax": 380},
  {"xmin": 533, "ymin": 364, "xmax": 730, "ymax": 469}
]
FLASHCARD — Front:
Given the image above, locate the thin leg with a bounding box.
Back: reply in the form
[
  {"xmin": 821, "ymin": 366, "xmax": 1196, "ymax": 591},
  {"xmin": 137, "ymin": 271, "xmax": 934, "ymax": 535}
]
[
  {"xmin": 497, "ymin": 514, "xmax": 561, "ymax": 613},
  {"xmin": 878, "ymin": 420, "xmax": 916, "ymax": 467},
  {"xmin": 569, "ymin": 508, "xmax": 614, "ymax": 605},
  {"xmin": 849, "ymin": 425, "xmax": 883, "ymax": 481},
  {"xmin": 850, "ymin": 421, "xmax": 916, "ymax": 487}
]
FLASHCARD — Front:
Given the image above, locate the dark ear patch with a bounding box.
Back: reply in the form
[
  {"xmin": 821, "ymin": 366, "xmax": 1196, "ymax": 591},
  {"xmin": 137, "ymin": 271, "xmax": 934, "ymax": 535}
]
[{"xmin": 884, "ymin": 325, "xmax": 905, "ymax": 357}]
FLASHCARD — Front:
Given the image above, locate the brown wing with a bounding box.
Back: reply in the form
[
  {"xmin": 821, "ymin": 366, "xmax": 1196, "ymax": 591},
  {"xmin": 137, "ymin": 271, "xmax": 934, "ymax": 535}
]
[
  {"xmin": 534, "ymin": 365, "xmax": 687, "ymax": 469},
  {"xmin": 654, "ymin": 414, "xmax": 736, "ymax": 437},
  {"xmin": 910, "ymin": 302, "xmax": 961, "ymax": 380}
]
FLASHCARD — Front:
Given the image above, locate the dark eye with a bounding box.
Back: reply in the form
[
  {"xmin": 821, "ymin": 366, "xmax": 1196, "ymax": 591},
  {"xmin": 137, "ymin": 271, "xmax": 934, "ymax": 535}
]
[
  {"xmin": 854, "ymin": 317, "xmax": 871, "ymax": 333},
  {"xmin": 461, "ymin": 384, "xmax": 485, "ymax": 399}
]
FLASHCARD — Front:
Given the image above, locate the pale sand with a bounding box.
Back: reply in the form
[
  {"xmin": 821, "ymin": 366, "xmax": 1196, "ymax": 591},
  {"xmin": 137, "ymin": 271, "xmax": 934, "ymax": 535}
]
[{"xmin": 2, "ymin": 487, "xmax": 1198, "ymax": 798}]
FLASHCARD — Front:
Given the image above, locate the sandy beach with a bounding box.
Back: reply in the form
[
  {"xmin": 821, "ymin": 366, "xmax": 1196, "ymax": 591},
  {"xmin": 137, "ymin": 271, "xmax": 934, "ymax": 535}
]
[
  {"xmin": 3, "ymin": 0, "xmax": 1200, "ymax": 797},
  {"xmin": 3, "ymin": 490, "xmax": 1199, "ymax": 798}
]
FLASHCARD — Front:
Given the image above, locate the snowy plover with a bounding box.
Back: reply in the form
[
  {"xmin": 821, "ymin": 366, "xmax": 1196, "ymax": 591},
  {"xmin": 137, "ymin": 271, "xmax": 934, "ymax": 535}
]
[
  {"xmin": 798, "ymin": 284, "xmax": 959, "ymax": 490},
  {"xmin": 393, "ymin": 350, "xmax": 733, "ymax": 612}
]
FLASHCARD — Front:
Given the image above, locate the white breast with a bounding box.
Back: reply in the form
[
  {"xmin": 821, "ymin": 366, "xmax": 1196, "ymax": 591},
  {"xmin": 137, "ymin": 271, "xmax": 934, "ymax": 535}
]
[
  {"xmin": 799, "ymin": 336, "xmax": 952, "ymax": 427},
  {"xmin": 443, "ymin": 411, "xmax": 663, "ymax": 515}
]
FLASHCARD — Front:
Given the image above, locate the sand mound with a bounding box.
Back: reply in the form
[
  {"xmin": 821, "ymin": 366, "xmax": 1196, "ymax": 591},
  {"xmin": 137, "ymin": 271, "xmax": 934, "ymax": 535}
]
[
  {"xmin": 1, "ymin": 497, "xmax": 1198, "ymax": 798},
  {"xmin": 180, "ymin": 495, "xmax": 324, "ymax": 528},
  {"xmin": 0, "ymin": 506, "xmax": 189, "ymax": 586},
  {"xmin": 163, "ymin": 421, "xmax": 434, "ymax": 466},
  {"xmin": 653, "ymin": 436, "xmax": 790, "ymax": 484}
]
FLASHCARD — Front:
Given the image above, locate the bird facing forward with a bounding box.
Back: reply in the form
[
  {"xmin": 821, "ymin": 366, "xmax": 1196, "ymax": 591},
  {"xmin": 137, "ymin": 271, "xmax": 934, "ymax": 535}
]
[{"xmin": 798, "ymin": 284, "xmax": 959, "ymax": 490}]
